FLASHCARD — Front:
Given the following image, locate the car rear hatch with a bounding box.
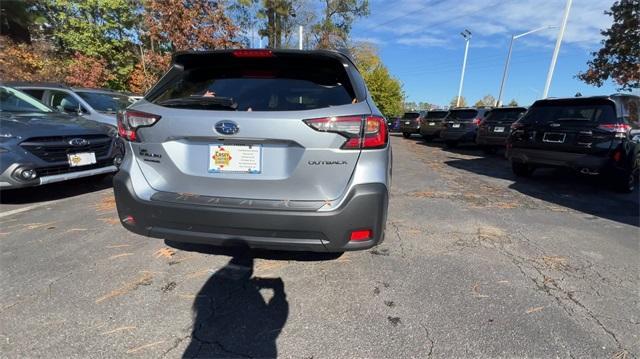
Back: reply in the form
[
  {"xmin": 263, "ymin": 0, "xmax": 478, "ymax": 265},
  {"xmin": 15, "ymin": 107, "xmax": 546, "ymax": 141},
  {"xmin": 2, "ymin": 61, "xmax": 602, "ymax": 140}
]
[
  {"xmin": 511, "ymin": 98, "xmax": 619, "ymax": 155},
  {"xmin": 421, "ymin": 111, "xmax": 448, "ymax": 126},
  {"xmin": 480, "ymin": 107, "xmax": 526, "ymax": 137},
  {"xmin": 445, "ymin": 109, "xmax": 480, "ymax": 132},
  {"xmin": 123, "ymin": 50, "xmax": 381, "ymax": 202},
  {"xmin": 400, "ymin": 112, "xmax": 421, "ymax": 129}
]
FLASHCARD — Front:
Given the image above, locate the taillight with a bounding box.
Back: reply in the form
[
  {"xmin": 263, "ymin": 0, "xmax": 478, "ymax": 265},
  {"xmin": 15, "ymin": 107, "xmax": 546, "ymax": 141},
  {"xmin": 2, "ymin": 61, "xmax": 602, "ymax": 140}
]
[
  {"xmin": 472, "ymin": 117, "xmax": 483, "ymax": 126},
  {"xmin": 232, "ymin": 49, "xmax": 273, "ymax": 58},
  {"xmin": 598, "ymin": 123, "xmax": 631, "ymax": 139},
  {"xmin": 303, "ymin": 115, "xmax": 388, "ymax": 150},
  {"xmin": 117, "ymin": 110, "xmax": 161, "ymax": 142}
]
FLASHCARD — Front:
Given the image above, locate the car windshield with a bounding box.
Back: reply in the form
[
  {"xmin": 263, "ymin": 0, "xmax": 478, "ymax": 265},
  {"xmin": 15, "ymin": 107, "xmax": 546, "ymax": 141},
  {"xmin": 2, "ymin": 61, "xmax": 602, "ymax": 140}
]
[
  {"xmin": 0, "ymin": 86, "xmax": 52, "ymax": 113},
  {"xmin": 426, "ymin": 111, "xmax": 448, "ymax": 119},
  {"xmin": 521, "ymin": 102, "xmax": 616, "ymax": 124},
  {"xmin": 76, "ymin": 91, "xmax": 130, "ymax": 113},
  {"xmin": 402, "ymin": 112, "xmax": 420, "ymax": 119},
  {"xmin": 485, "ymin": 108, "xmax": 526, "ymax": 122},
  {"xmin": 447, "ymin": 109, "xmax": 478, "ymax": 121}
]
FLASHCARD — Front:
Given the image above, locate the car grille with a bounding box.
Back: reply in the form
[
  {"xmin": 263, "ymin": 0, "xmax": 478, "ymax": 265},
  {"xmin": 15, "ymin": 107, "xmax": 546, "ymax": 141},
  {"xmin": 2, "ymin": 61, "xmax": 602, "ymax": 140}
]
[
  {"xmin": 20, "ymin": 135, "xmax": 113, "ymax": 162},
  {"xmin": 36, "ymin": 159, "xmax": 114, "ymax": 177}
]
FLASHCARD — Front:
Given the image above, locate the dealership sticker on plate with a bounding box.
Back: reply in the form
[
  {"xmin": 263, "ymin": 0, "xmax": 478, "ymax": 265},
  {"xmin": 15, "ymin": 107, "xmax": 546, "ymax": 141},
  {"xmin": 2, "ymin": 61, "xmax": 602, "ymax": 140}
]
[
  {"xmin": 208, "ymin": 144, "xmax": 262, "ymax": 174},
  {"xmin": 68, "ymin": 152, "xmax": 96, "ymax": 167}
]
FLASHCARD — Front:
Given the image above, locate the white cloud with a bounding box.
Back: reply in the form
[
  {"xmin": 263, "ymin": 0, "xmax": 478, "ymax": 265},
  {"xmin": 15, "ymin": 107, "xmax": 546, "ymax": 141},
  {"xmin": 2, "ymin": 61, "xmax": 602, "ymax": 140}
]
[{"xmin": 355, "ymin": 0, "xmax": 614, "ymax": 49}]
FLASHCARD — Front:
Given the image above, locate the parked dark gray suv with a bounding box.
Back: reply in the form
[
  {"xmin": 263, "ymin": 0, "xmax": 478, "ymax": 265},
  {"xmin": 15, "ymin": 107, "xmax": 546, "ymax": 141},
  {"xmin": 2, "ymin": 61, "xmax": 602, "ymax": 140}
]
[
  {"xmin": 476, "ymin": 106, "xmax": 526, "ymax": 153},
  {"xmin": 440, "ymin": 107, "xmax": 490, "ymax": 147},
  {"xmin": 0, "ymin": 86, "xmax": 122, "ymax": 189},
  {"xmin": 507, "ymin": 94, "xmax": 639, "ymax": 192}
]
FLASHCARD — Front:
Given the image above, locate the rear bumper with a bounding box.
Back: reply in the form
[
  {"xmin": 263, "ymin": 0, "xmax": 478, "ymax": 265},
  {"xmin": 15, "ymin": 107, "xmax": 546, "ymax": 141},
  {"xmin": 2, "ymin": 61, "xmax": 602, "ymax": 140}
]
[
  {"xmin": 400, "ymin": 124, "xmax": 420, "ymax": 133},
  {"xmin": 113, "ymin": 172, "xmax": 388, "ymax": 252},
  {"xmin": 508, "ymin": 148, "xmax": 610, "ymax": 171},
  {"xmin": 441, "ymin": 129, "xmax": 476, "ymax": 142},
  {"xmin": 420, "ymin": 125, "xmax": 441, "ymax": 136},
  {"xmin": 476, "ymin": 134, "xmax": 508, "ymax": 146}
]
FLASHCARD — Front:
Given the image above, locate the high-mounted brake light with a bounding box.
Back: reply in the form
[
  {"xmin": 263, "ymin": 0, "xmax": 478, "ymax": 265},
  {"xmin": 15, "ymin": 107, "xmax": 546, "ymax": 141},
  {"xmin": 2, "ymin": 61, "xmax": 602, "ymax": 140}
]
[
  {"xmin": 117, "ymin": 110, "xmax": 161, "ymax": 142},
  {"xmin": 232, "ymin": 49, "xmax": 274, "ymax": 58},
  {"xmin": 303, "ymin": 115, "xmax": 388, "ymax": 150}
]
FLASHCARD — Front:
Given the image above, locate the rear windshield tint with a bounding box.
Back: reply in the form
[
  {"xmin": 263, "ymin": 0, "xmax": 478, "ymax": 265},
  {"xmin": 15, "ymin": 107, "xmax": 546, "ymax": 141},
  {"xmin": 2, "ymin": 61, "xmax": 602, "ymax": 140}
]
[
  {"xmin": 402, "ymin": 112, "xmax": 420, "ymax": 119},
  {"xmin": 485, "ymin": 108, "xmax": 526, "ymax": 122},
  {"xmin": 447, "ymin": 109, "xmax": 478, "ymax": 121},
  {"xmin": 151, "ymin": 56, "xmax": 356, "ymax": 111},
  {"xmin": 521, "ymin": 103, "xmax": 616, "ymax": 124},
  {"xmin": 426, "ymin": 111, "xmax": 448, "ymax": 119}
]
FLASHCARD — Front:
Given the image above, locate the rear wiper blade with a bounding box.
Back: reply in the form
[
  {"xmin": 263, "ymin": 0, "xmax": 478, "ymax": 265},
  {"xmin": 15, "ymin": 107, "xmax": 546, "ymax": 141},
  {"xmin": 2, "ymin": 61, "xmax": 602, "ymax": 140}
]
[
  {"xmin": 555, "ymin": 117, "xmax": 590, "ymax": 121},
  {"xmin": 158, "ymin": 96, "xmax": 238, "ymax": 110}
]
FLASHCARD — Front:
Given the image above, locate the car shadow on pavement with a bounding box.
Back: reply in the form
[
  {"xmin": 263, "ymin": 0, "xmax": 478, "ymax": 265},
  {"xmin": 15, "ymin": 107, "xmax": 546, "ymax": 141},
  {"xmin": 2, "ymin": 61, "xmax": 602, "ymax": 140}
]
[
  {"xmin": 183, "ymin": 254, "xmax": 289, "ymax": 358},
  {"xmin": 0, "ymin": 175, "xmax": 112, "ymax": 205},
  {"xmin": 444, "ymin": 156, "xmax": 640, "ymax": 227},
  {"xmin": 165, "ymin": 240, "xmax": 344, "ymax": 261}
]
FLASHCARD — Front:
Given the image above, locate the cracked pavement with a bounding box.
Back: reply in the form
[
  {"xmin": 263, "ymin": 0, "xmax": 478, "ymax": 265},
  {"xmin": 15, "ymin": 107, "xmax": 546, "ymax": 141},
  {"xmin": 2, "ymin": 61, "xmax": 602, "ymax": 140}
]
[{"xmin": 1, "ymin": 134, "xmax": 638, "ymax": 358}]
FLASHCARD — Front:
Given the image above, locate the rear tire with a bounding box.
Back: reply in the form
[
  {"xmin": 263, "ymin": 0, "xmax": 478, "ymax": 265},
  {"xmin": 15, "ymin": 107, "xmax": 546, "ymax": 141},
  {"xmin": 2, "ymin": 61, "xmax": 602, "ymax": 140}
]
[
  {"xmin": 445, "ymin": 140, "xmax": 458, "ymax": 148},
  {"xmin": 612, "ymin": 167, "xmax": 637, "ymax": 193},
  {"xmin": 512, "ymin": 162, "xmax": 534, "ymax": 177},
  {"xmin": 402, "ymin": 132, "xmax": 411, "ymax": 139}
]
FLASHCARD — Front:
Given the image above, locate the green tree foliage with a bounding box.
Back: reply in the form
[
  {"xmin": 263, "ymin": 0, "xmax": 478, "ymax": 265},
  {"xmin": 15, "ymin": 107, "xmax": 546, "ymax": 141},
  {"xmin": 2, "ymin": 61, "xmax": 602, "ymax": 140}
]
[
  {"xmin": 313, "ymin": 0, "xmax": 369, "ymax": 49},
  {"xmin": 450, "ymin": 96, "xmax": 467, "ymax": 108},
  {"xmin": 351, "ymin": 42, "xmax": 403, "ymax": 117},
  {"xmin": 258, "ymin": 0, "xmax": 295, "ymax": 48},
  {"xmin": 37, "ymin": 0, "xmax": 141, "ymax": 90},
  {"xmin": 578, "ymin": 0, "xmax": 639, "ymax": 90},
  {"xmin": 474, "ymin": 94, "xmax": 496, "ymax": 107},
  {"xmin": 507, "ymin": 99, "xmax": 519, "ymax": 106},
  {"xmin": 404, "ymin": 102, "xmax": 431, "ymax": 111}
]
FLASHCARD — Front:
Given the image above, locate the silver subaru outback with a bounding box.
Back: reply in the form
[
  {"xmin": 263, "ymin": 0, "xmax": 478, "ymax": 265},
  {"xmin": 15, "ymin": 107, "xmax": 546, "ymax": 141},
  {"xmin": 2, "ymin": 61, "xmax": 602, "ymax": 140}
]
[{"xmin": 113, "ymin": 49, "xmax": 391, "ymax": 252}]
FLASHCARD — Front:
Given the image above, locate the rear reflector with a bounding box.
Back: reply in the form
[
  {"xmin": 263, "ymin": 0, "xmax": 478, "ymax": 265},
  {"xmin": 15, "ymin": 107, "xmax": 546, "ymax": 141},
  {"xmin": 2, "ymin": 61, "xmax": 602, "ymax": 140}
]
[
  {"xmin": 303, "ymin": 115, "xmax": 388, "ymax": 150},
  {"xmin": 232, "ymin": 49, "xmax": 274, "ymax": 58},
  {"xmin": 350, "ymin": 229, "xmax": 373, "ymax": 241}
]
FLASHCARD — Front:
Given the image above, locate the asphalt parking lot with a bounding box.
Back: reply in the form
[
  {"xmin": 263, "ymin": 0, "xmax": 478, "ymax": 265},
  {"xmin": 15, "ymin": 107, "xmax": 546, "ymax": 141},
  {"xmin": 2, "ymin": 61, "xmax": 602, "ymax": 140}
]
[{"xmin": 1, "ymin": 134, "xmax": 638, "ymax": 358}]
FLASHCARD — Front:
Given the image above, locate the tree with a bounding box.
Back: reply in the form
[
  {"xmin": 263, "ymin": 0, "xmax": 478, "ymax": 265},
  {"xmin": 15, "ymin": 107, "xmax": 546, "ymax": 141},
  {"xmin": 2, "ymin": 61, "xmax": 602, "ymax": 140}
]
[
  {"xmin": 144, "ymin": 0, "xmax": 240, "ymax": 52},
  {"xmin": 313, "ymin": 0, "xmax": 369, "ymax": 49},
  {"xmin": 127, "ymin": 51, "xmax": 170, "ymax": 94},
  {"xmin": 577, "ymin": 0, "xmax": 639, "ymax": 90},
  {"xmin": 65, "ymin": 53, "xmax": 112, "ymax": 88},
  {"xmin": 507, "ymin": 99, "xmax": 519, "ymax": 106},
  {"xmin": 450, "ymin": 96, "xmax": 467, "ymax": 108},
  {"xmin": 351, "ymin": 42, "xmax": 404, "ymax": 117},
  {"xmin": 0, "ymin": 36, "xmax": 66, "ymax": 82},
  {"xmin": 36, "ymin": 0, "xmax": 143, "ymax": 90},
  {"xmin": 0, "ymin": 0, "xmax": 39, "ymax": 43},
  {"xmin": 258, "ymin": 0, "xmax": 295, "ymax": 48},
  {"xmin": 475, "ymin": 94, "xmax": 496, "ymax": 107}
]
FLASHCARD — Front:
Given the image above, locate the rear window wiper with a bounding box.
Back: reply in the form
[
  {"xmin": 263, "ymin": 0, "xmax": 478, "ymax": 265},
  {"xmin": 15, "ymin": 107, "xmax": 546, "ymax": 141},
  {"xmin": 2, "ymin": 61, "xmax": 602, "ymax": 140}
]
[
  {"xmin": 157, "ymin": 96, "xmax": 238, "ymax": 110},
  {"xmin": 555, "ymin": 117, "xmax": 590, "ymax": 121}
]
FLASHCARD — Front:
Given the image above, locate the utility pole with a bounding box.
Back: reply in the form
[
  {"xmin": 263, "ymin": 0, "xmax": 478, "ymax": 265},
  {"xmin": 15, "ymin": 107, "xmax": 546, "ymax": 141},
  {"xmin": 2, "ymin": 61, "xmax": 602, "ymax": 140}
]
[
  {"xmin": 543, "ymin": 0, "xmax": 572, "ymax": 98},
  {"xmin": 496, "ymin": 26, "xmax": 556, "ymax": 107},
  {"xmin": 298, "ymin": 25, "xmax": 303, "ymax": 50},
  {"xmin": 456, "ymin": 29, "xmax": 472, "ymax": 108}
]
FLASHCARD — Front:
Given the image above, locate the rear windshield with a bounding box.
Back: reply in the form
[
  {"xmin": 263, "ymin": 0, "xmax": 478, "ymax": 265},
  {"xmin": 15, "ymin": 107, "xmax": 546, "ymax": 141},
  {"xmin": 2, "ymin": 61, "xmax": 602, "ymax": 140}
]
[
  {"xmin": 151, "ymin": 56, "xmax": 356, "ymax": 112},
  {"xmin": 77, "ymin": 91, "xmax": 130, "ymax": 113},
  {"xmin": 402, "ymin": 112, "xmax": 420, "ymax": 119},
  {"xmin": 447, "ymin": 109, "xmax": 478, "ymax": 121},
  {"xmin": 426, "ymin": 111, "xmax": 448, "ymax": 119},
  {"xmin": 485, "ymin": 108, "xmax": 526, "ymax": 122},
  {"xmin": 521, "ymin": 103, "xmax": 616, "ymax": 124}
]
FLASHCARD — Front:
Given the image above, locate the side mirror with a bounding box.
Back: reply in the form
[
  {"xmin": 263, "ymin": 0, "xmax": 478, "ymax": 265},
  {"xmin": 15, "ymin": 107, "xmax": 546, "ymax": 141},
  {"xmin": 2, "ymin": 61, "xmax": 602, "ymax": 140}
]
[{"xmin": 61, "ymin": 103, "xmax": 78, "ymax": 114}]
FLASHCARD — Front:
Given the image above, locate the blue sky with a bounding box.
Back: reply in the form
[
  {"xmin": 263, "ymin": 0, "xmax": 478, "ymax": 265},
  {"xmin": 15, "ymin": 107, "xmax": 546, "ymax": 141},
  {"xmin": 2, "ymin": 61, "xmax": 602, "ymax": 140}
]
[{"xmin": 349, "ymin": 0, "xmax": 630, "ymax": 107}]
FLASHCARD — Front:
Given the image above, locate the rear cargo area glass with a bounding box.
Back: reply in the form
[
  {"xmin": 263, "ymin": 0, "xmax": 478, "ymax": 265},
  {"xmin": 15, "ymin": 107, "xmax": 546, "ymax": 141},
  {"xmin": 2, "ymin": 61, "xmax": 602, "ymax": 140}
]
[
  {"xmin": 521, "ymin": 104, "xmax": 616, "ymax": 124},
  {"xmin": 151, "ymin": 57, "xmax": 356, "ymax": 112},
  {"xmin": 485, "ymin": 109, "xmax": 525, "ymax": 122},
  {"xmin": 447, "ymin": 110, "xmax": 477, "ymax": 120}
]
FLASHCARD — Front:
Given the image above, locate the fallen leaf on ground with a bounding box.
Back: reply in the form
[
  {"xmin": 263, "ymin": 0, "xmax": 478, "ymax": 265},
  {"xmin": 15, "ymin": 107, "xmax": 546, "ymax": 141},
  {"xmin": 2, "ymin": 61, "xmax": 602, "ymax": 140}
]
[
  {"xmin": 526, "ymin": 306, "xmax": 544, "ymax": 314},
  {"xmin": 108, "ymin": 253, "xmax": 133, "ymax": 260},
  {"xmin": 154, "ymin": 248, "xmax": 176, "ymax": 259},
  {"xmin": 126, "ymin": 340, "xmax": 165, "ymax": 354}
]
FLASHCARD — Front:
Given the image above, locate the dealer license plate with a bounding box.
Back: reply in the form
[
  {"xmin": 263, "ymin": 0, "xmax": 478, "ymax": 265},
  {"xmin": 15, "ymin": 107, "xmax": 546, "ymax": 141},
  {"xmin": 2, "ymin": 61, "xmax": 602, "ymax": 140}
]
[
  {"xmin": 209, "ymin": 144, "xmax": 262, "ymax": 174},
  {"xmin": 494, "ymin": 126, "xmax": 505, "ymax": 133},
  {"xmin": 68, "ymin": 152, "xmax": 96, "ymax": 167}
]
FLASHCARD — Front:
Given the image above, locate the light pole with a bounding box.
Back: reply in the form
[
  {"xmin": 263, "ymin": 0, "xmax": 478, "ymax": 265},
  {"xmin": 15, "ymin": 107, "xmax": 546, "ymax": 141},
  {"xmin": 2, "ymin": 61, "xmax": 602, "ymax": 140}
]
[
  {"xmin": 298, "ymin": 25, "xmax": 303, "ymax": 50},
  {"xmin": 456, "ymin": 29, "xmax": 472, "ymax": 108},
  {"xmin": 496, "ymin": 25, "xmax": 557, "ymax": 107},
  {"xmin": 543, "ymin": 0, "xmax": 572, "ymax": 98}
]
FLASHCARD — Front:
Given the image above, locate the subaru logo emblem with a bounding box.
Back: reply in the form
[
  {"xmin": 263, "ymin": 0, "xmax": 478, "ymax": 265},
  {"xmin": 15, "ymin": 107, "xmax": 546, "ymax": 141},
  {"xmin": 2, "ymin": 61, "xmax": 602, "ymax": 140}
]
[
  {"xmin": 214, "ymin": 121, "xmax": 239, "ymax": 135},
  {"xmin": 68, "ymin": 138, "xmax": 89, "ymax": 146}
]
